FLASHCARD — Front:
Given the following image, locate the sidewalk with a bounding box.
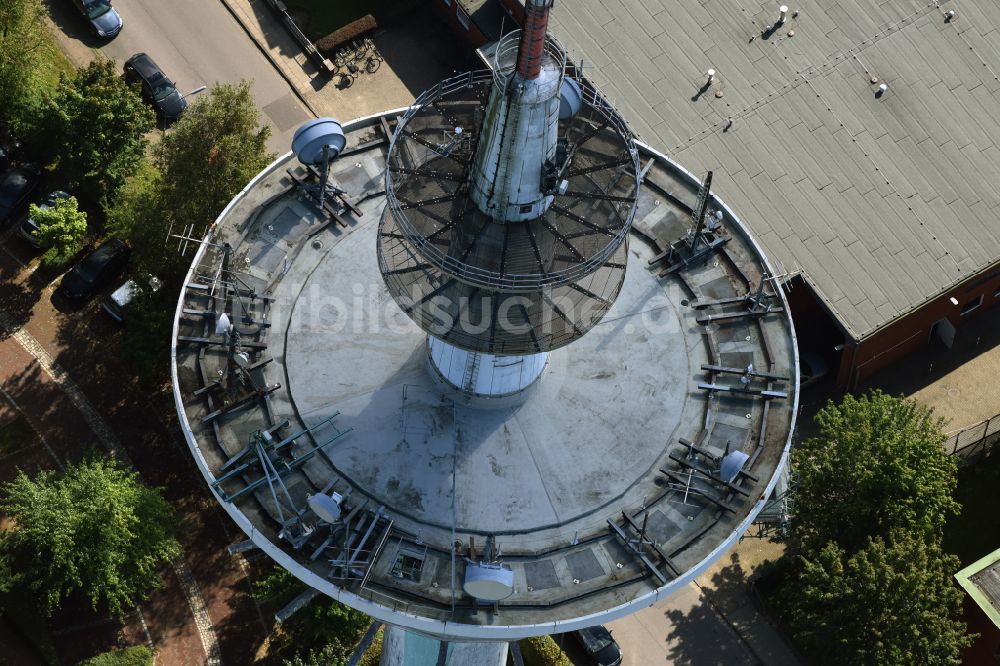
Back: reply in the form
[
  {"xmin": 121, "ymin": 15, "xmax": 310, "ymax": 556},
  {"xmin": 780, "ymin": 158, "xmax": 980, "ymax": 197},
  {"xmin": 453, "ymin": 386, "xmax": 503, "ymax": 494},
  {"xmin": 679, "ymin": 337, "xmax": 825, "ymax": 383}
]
[
  {"xmin": 606, "ymin": 538, "xmax": 801, "ymax": 666},
  {"xmin": 217, "ymin": 0, "xmax": 475, "ymax": 121},
  {"xmin": 861, "ymin": 306, "xmax": 1000, "ymax": 433}
]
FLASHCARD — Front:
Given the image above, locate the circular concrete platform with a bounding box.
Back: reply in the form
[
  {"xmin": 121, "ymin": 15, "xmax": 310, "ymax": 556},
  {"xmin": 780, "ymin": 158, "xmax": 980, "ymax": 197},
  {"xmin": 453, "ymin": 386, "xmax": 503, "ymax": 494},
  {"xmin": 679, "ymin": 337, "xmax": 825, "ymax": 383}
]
[{"xmin": 285, "ymin": 220, "xmax": 693, "ymax": 535}]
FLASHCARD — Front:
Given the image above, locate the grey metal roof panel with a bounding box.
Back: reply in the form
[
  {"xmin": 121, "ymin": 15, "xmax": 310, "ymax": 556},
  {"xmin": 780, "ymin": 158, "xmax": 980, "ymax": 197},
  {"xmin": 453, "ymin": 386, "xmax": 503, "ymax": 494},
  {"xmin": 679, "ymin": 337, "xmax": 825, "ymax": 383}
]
[{"xmin": 552, "ymin": 0, "xmax": 1000, "ymax": 340}]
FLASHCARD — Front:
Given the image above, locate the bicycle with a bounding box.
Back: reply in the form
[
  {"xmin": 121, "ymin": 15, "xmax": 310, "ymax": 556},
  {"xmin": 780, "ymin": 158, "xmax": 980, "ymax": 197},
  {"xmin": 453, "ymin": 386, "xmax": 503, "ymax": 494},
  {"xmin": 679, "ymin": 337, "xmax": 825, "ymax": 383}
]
[
  {"xmin": 333, "ymin": 67, "xmax": 355, "ymax": 89},
  {"xmin": 333, "ymin": 43, "xmax": 359, "ymax": 68},
  {"xmin": 363, "ymin": 48, "xmax": 383, "ymax": 74}
]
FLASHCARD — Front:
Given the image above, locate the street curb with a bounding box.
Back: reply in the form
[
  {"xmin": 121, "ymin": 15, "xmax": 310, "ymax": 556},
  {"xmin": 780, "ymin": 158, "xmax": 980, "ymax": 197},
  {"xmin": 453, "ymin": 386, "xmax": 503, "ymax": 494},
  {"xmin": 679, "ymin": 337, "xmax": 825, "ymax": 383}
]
[{"xmin": 216, "ymin": 0, "xmax": 321, "ymax": 118}]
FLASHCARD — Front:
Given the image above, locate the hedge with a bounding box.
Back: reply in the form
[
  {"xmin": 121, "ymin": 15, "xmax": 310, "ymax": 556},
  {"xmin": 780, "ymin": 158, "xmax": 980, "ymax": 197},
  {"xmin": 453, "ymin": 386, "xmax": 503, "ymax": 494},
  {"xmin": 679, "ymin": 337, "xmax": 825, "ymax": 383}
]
[{"xmin": 316, "ymin": 15, "xmax": 377, "ymax": 55}]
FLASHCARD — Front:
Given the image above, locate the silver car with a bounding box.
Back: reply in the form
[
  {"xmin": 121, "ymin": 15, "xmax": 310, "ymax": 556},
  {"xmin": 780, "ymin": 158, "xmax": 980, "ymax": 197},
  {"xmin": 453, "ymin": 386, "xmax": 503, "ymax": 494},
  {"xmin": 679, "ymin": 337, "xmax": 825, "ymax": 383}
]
[
  {"xmin": 102, "ymin": 274, "xmax": 162, "ymax": 322},
  {"xmin": 71, "ymin": 0, "xmax": 123, "ymax": 39}
]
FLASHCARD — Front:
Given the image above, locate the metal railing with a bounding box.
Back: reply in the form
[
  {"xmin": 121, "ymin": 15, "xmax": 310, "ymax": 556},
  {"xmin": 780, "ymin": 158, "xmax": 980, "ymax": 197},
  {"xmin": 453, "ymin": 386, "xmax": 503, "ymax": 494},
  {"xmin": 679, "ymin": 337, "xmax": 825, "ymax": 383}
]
[
  {"xmin": 944, "ymin": 413, "xmax": 1000, "ymax": 459},
  {"xmin": 383, "ymin": 69, "xmax": 641, "ymax": 292}
]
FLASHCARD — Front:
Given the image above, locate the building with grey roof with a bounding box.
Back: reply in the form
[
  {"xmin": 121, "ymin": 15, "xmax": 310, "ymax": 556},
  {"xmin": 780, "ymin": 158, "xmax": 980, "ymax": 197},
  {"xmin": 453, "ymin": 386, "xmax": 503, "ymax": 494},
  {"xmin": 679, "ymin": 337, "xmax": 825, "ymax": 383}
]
[{"xmin": 536, "ymin": 0, "xmax": 1000, "ymax": 388}]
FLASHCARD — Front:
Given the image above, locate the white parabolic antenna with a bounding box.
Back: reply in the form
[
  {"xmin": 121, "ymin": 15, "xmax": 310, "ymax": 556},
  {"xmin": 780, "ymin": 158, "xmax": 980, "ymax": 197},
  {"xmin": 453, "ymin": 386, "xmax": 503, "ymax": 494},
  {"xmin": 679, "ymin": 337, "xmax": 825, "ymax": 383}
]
[
  {"xmin": 720, "ymin": 450, "xmax": 750, "ymax": 483},
  {"xmin": 307, "ymin": 493, "xmax": 342, "ymax": 523},
  {"xmin": 463, "ymin": 563, "xmax": 515, "ymax": 601},
  {"xmin": 292, "ymin": 117, "xmax": 347, "ymax": 164}
]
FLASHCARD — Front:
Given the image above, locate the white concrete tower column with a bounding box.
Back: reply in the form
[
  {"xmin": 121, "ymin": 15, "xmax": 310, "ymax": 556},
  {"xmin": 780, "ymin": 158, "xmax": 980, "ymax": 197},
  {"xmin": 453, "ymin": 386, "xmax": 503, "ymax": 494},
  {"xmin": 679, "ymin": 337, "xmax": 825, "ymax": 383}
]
[
  {"xmin": 380, "ymin": 625, "xmax": 508, "ymax": 666},
  {"xmin": 427, "ymin": 336, "xmax": 547, "ymax": 397}
]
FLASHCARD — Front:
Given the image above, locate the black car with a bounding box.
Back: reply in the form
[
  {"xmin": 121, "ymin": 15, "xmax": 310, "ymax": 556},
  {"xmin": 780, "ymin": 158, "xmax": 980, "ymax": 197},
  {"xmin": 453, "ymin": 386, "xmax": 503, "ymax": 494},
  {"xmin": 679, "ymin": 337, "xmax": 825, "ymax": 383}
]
[
  {"xmin": 58, "ymin": 239, "xmax": 130, "ymax": 301},
  {"xmin": 124, "ymin": 53, "xmax": 186, "ymax": 122},
  {"xmin": 70, "ymin": 0, "xmax": 123, "ymax": 38},
  {"xmin": 572, "ymin": 626, "xmax": 623, "ymax": 666},
  {"xmin": 0, "ymin": 165, "xmax": 42, "ymax": 225}
]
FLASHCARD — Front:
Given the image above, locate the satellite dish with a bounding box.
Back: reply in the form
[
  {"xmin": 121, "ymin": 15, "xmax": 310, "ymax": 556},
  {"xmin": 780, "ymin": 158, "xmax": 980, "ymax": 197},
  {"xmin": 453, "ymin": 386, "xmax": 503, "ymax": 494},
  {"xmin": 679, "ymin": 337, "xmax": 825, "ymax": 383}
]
[
  {"xmin": 215, "ymin": 313, "xmax": 232, "ymax": 336},
  {"xmin": 307, "ymin": 493, "xmax": 343, "ymax": 523},
  {"xmin": 559, "ymin": 78, "xmax": 583, "ymax": 119},
  {"xmin": 463, "ymin": 562, "xmax": 515, "ymax": 601},
  {"xmin": 292, "ymin": 118, "xmax": 347, "ymax": 164},
  {"xmin": 720, "ymin": 450, "xmax": 750, "ymax": 483}
]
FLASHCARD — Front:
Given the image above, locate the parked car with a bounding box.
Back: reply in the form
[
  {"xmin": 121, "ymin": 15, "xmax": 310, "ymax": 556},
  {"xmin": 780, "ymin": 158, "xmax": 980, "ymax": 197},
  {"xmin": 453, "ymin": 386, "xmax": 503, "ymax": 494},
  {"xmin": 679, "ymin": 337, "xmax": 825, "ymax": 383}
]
[
  {"xmin": 0, "ymin": 137, "xmax": 20, "ymax": 172},
  {"xmin": 572, "ymin": 626, "xmax": 623, "ymax": 666},
  {"xmin": 70, "ymin": 0, "xmax": 123, "ymax": 38},
  {"xmin": 101, "ymin": 274, "xmax": 162, "ymax": 322},
  {"xmin": 0, "ymin": 165, "xmax": 42, "ymax": 226},
  {"xmin": 18, "ymin": 190, "xmax": 71, "ymax": 248},
  {"xmin": 57, "ymin": 239, "xmax": 130, "ymax": 301},
  {"xmin": 124, "ymin": 53, "xmax": 186, "ymax": 122}
]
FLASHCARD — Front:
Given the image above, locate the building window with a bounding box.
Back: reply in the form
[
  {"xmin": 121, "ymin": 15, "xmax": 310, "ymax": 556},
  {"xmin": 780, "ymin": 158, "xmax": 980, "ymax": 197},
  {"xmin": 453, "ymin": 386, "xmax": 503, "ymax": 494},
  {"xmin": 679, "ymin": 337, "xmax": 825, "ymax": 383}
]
[
  {"xmin": 457, "ymin": 6, "xmax": 471, "ymax": 29},
  {"xmin": 960, "ymin": 294, "xmax": 983, "ymax": 316}
]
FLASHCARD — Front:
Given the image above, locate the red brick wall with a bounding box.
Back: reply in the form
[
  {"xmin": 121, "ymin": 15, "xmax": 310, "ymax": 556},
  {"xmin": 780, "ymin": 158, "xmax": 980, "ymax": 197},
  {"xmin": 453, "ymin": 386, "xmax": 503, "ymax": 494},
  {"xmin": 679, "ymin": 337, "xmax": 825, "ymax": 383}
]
[
  {"xmin": 960, "ymin": 596, "xmax": 1000, "ymax": 665},
  {"xmin": 837, "ymin": 261, "xmax": 1000, "ymax": 387},
  {"xmin": 432, "ymin": 0, "xmax": 489, "ymax": 48}
]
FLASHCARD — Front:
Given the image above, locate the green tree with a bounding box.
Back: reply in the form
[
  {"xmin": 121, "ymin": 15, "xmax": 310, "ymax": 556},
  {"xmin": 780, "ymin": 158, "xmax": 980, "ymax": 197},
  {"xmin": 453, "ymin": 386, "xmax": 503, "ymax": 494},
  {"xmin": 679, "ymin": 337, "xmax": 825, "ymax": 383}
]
[
  {"xmin": 0, "ymin": 458, "xmax": 180, "ymax": 618},
  {"xmin": 155, "ymin": 81, "xmax": 273, "ymax": 229},
  {"xmin": 783, "ymin": 530, "xmax": 972, "ymax": 666},
  {"xmin": 0, "ymin": 0, "xmax": 47, "ymax": 128},
  {"xmin": 109, "ymin": 82, "xmax": 273, "ymax": 283},
  {"xmin": 120, "ymin": 283, "xmax": 175, "ymax": 388},
  {"xmin": 106, "ymin": 162, "xmax": 166, "ymax": 275},
  {"xmin": 789, "ymin": 390, "xmax": 960, "ymax": 555},
  {"xmin": 29, "ymin": 194, "xmax": 87, "ymax": 267},
  {"xmin": 44, "ymin": 59, "xmax": 155, "ymax": 202},
  {"xmin": 254, "ymin": 566, "xmax": 370, "ymax": 663}
]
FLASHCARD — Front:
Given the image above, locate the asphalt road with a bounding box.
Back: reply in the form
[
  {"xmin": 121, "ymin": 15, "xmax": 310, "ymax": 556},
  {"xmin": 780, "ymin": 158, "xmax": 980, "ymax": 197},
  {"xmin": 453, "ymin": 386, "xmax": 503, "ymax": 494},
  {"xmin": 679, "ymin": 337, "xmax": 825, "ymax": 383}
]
[{"xmin": 46, "ymin": 0, "xmax": 312, "ymax": 153}]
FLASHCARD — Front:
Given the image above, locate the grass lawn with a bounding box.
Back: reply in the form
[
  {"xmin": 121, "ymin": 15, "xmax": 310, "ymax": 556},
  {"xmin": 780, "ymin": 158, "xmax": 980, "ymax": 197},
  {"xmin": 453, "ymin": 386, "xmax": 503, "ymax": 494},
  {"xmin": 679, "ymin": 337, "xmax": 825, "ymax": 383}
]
[
  {"xmin": 36, "ymin": 24, "xmax": 76, "ymax": 90},
  {"xmin": 284, "ymin": 0, "xmax": 421, "ymax": 41}
]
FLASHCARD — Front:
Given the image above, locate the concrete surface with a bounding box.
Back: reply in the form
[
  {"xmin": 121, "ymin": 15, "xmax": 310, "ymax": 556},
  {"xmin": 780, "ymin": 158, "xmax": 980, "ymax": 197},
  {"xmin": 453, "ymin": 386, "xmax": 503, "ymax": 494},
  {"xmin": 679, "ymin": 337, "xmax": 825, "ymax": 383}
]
[
  {"xmin": 215, "ymin": 0, "xmax": 477, "ymax": 122},
  {"xmin": 285, "ymin": 215, "xmax": 693, "ymax": 534},
  {"xmin": 607, "ymin": 538, "xmax": 801, "ymax": 666},
  {"xmin": 861, "ymin": 305, "xmax": 1000, "ymax": 433}
]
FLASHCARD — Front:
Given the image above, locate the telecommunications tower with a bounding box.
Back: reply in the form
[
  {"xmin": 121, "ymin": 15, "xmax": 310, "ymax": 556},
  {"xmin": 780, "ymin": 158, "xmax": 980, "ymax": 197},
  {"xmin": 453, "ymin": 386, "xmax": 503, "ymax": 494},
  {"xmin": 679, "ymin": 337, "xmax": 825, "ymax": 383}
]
[{"xmin": 172, "ymin": 1, "xmax": 798, "ymax": 664}]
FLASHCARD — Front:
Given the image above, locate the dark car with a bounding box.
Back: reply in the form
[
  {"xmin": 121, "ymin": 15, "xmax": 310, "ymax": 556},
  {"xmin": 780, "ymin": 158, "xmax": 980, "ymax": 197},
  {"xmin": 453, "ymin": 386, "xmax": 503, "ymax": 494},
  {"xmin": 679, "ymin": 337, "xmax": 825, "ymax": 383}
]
[
  {"xmin": 573, "ymin": 626, "xmax": 623, "ymax": 666},
  {"xmin": 124, "ymin": 53, "xmax": 186, "ymax": 122},
  {"xmin": 0, "ymin": 137, "xmax": 20, "ymax": 172},
  {"xmin": 0, "ymin": 165, "xmax": 42, "ymax": 226},
  {"xmin": 58, "ymin": 239, "xmax": 130, "ymax": 301},
  {"xmin": 70, "ymin": 0, "xmax": 123, "ymax": 38}
]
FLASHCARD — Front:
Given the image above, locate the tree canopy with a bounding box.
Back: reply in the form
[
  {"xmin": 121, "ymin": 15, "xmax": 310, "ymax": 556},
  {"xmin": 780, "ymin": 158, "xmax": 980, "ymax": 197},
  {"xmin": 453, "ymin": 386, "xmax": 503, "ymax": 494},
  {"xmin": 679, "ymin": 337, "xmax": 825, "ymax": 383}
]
[
  {"xmin": 789, "ymin": 390, "xmax": 960, "ymax": 555},
  {"xmin": 783, "ymin": 530, "xmax": 971, "ymax": 666},
  {"xmin": 154, "ymin": 80, "xmax": 273, "ymax": 242},
  {"xmin": 109, "ymin": 81, "xmax": 273, "ymax": 283},
  {"xmin": 43, "ymin": 59, "xmax": 155, "ymax": 203},
  {"xmin": 776, "ymin": 391, "xmax": 971, "ymax": 665},
  {"xmin": 0, "ymin": 458, "xmax": 180, "ymax": 618},
  {"xmin": 0, "ymin": 0, "xmax": 48, "ymax": 128},
  {"xmin": 30, "ymin": 194, "xmax": 88, "ymax": 266},
  {"xmin": 254, "ymin": 566, "xmax": 370, "ymax": 664}
]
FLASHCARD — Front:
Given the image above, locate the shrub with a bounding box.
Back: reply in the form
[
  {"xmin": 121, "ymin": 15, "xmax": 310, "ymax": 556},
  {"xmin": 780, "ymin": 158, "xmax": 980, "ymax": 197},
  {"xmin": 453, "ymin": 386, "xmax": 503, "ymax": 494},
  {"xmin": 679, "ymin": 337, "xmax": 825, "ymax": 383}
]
[
  {"xmin": 518, "ymin": 635, "xmax": 571, "ymax": 666},
  {"xmin": 77, "ymin": 646, "xmax": 155, "ymax": 666}
]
